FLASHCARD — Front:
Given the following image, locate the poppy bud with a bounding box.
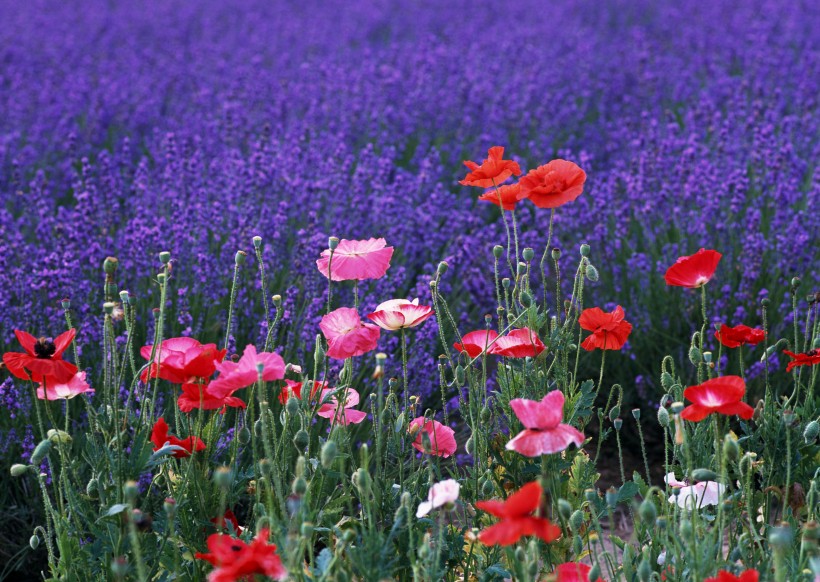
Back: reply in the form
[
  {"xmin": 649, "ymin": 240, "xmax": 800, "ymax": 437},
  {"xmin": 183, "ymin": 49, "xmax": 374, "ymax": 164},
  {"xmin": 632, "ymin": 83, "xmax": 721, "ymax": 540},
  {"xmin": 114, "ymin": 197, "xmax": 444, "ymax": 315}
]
[
  {"xmin": 10, "ymin": 464, "xmax": 29, "ymax": 477},
  {"xmin": 234, "ymin": 250, "xmax": 247, "ymax": 266},
  {"xmin": 639, "ymin": 498, "xmax": 657, "ymax": 523},
  {"xmin": 428, "ymin": 280, "xmax": 437, "ymax": 290},
  {"xmin": 481, "ymin": 477, "xmax": 495, "ymax": 497},
  {"xmin": 465, "ymin": 436, "xmax": 475, "ymax": 456},
  {"xmin": 605, "ymin": 487, "xmax": 619, "ymax": 508},
  {"xmin": 437, "ymin": 261, "xmax": 448, "ymax": 275},
  {"xmin": 252, "ymin": 235, "xmax": 262, "ymax": 249},
  {"xmin": 551, "ymin": 248, "xmax": 561, "ymax": 260},
  {"xmin": 237, "ymin": 426, "xmax": 251, "ymax": 445},
  {"xmin": 353, "ymin": 467, "xmax": 371, "ymax": 495},
  {"xmin": 761, "ymin": 297, "xmax": 770, "ymax": 307},
  {"xmin": 321, "ymin": 441, "xmax": 337, "ymax": 468},
  {"xmin": 723, "ymin": 435, "xmax": 740, "ymax": 460},
  {"xmin": 584, "ymin": 489, "xmax": 599, "ymax": 505},
  {"xmin": 29, "ymin": 534, "xmax": 40, "ymax": 550},
  {"xmin": 569, "ymin": 509, "xmax": 584, "ymax": 533},
  {"xmin": 679, "ymin": 519, "xmax": 693, "ymax": 539},
  {"xmin": 292, "ymin": 476, "xmax": 307, "ymax": 496},
  {"xmin": 328, "ymin": 237, "xmax": 339, "ymax": 250},
  {"xmin": 657, "ymin": 407, "xmax": 669, "ymax": 427},
  {"xmin": 214, "ymin": 467, "xmax": 232, "ymax": 489},
  {"xmin": 519, "ymin": 290, "xmax": 533, "ymax": 307},
  {"xmin": 516, "ymin": 262, "xmax": 526, "ymax": 276},
  {"xmin": 254, "ymin": 419, "xmax": 263, "ymax": 437},
  {"xmin": 688, "ymin": 346, "xmax": 702, "ymax": 365},
  {"xmin": 637, "ymin": 558, "xmax": 652, "ymax": 582},
  {"xmin": 660, "ymin": 372, "xmax": 674, "ymax": 390},
  {"xmin": 61, "ymin": 298, "xmax": 71, "ymax": 310},
  {"xmin": 660, "ymin": 394, "xmax": 672, "ymax": 407},
  {"xmin": 103, "ymin": 256, "xmax": 119, "ymax": 274},
  {"xmin": 782, "ymin": 410, "xmax": 796, "ymax": 426},
  {"xmin": 791, "ymin": 277, "xmax": 801, "ymax": 290},
  {"xmin": 47, "ymin": 429, "xmax": 72, "ymax": 444},
  {"xmin": 30, "ymin": 440, "xmax": 52, "ymax": 464},
  {"xmin": 558, "ymin": 499, "xmax": 572, "ymax": 521},
  {"xmin": 580, "ymin": 243, "xmax": 590, "ymax": 256},
  {"xmin": 314, "ymin": 335, "xmax": 325, "ymax": 362},
  {"xmin": 691, "ymin": 468, "xmax": 718, "ymax": 482},
  {"xmin": 123, "ymin": 480, "xmax": 139, "ymax": 501},
  {"xmin": 492, "ymin": 245, "xmax": 503, "ymax": 258},
  {"xmin": 585, "ymin": 263, "xmax": 599, "ymax": 282},
  {"xmin": 163, "ymin": 497, "xmax": 176, "ymax": 516},
  {"xmin": 609, "ymin": 406, "xmax": 620, "ymax": 422},
  {"xmin": 514, "ymin": 547, "xmax": 526, "ymax": 563},
  {"xmin": 804, "ymin": 421, "xmax": 819, "ymax": 443},
  {"xmin": 588, "ymin": 564, "xmax": 601, "ymax": 582}
]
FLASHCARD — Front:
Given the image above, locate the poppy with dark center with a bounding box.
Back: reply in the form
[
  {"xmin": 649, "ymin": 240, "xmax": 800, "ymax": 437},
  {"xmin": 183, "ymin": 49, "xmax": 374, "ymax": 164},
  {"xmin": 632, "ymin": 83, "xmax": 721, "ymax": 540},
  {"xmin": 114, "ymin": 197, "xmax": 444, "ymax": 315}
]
[
  {"xmin": 3, "ymin": 329, "xmax": 78, "ymax": 383},
  {"xmin": 782, "ymin": 349, "xmax": 820, "ymax": 372},
  {"xmin": 476, "ymin": 481, "xmax": 561, "ymax": 546},
  {"xmin": 714, "ymin": 324, "xmax": 765, "ymax": 348}
]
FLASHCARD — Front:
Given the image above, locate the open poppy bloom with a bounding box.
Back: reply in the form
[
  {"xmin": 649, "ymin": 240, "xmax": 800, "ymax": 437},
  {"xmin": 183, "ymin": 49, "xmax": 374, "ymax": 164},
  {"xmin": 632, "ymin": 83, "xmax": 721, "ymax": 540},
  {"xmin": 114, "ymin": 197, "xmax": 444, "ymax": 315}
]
[
  {"xmin": 409, "ymin": 417, "xmax": 457, "ymax": 458},
  {"xmin": 488, "ymin": 328, "xmax": 545, "ymax": 358},
  {"xmin": 195, "ymin": 528, "xmax": 287, "ymax": 582},
  {"xmin": 177, "ymin": 382, "xmax": 247, "ymax": 413},
  {"xmin": 459, "ymin": 146, "xmax": 522, "ymax": 188},
  {"xmin": 36, "ymin": 371, "xmax": 93, "ymax": 400},
  {"xmin": 665, "ymin": 473, "xmax": 725, "ymax": 510},
  {"xmin": 478, "ymin": 183, "xmax": 522, "ymax": 210},
  {"xmin": 279, "ymin": 379, "xmax": 324, "ymax": 404},
  {"xmin": 208, "ymin": 345, "xmax": 285, "ymax": 399},
  {"xmin": 579, "ymin": 306, "xmax": 632, "ymax": 351},
  {"xmin": 714, "ymin": 324, "xmax": 765, "ymax": 348},
  {"xmin": 704, "ymin": 570, "xmax": 759, "ymax": 582},
  {"xmin": 516, "ymin": 159, "xmax": 586, "ymax": 209},
  {"xmin": 320, "ymin": 307, "xmax": 381, "ymax": 360},
  {"xmin": 211, "ymin": 509, "xmax": 244, "ymax": 536},
  {"xmin": 140, "ymin": 337, "xmax": 226, "ymax": 384},
  {"xmin": 367, "ymin": 298, "xmax": 433, "ymax": 331},
  {"xmin": 150, "ymin": 417, "xmax": 206, "ymax": 458},
  {"xmin": 3, "ymin": 329, "xmax": 78, "ymax": 384},
  {"xmin": 680, "ymin": 375, "xmax": 754, "ymax": 422},
  {"xmin": 476, "ymin": 481, "xmax": 561, "ymax": 546},
  {"xmin": 663, "ymin": 248, "xmax": 722, "ymax": 288},
  {"xmin": 506, "ymin": 390, "xmax": 585, "ymax": 457},
  {"xmin": 454, "ymin": 329, "xmax": 499, "ymax": 358},
  {"xmin": 555, "ymin": 562, "xmax": 605, "ymax": 582},
  {"xmin": 416, "ymin": 479, "xmax": 460, "ymax": 518},
  {"xmin": 783, "ymin": 349, "xmax": 820, "ymax": 372},
  {"xmin": 317, "ymin": 387, "xmax": 367, "ymax": 425},
  {"xmin": 316, "ymin": 237, "xmax": 394, "ymax": 281}
]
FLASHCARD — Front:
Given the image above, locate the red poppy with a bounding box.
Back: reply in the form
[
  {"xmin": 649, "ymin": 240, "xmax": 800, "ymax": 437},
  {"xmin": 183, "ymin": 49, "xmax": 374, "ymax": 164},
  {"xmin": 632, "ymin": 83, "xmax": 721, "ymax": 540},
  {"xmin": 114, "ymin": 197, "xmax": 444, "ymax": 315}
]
[
  {"xmin": 211, "ymin": 509, "xmax": 243, "ymax": 535},
  {"xmin": 783, "ymin": 349, "xmax": 820, "ymax": 373},
  {"xmin": 579, "ymin": 306, "xmax": 632, "ymax": 351},
  {"xmin": 704, "ymin": 569, "xmax": 759, "ymax": 582},
  {"xmin": 477, "ymin": 183, "xmax": 522, "ymax": 210},
  {"xmin": 316, "ymin": 237, "xmax": 394, "ymax": 282},
  {"xmin": 177, "ymin": 382, "xmax": 247, "ymax": 413},
  {"xmin": 476, "ymin": 481, "xmax": 561, "ymax": 546},
  {"xmin": 459, "ymin": 146, "xmax": 522, "ymax": 188},
  {"xmin": 664, "ymin": 248, "xmax": 722, "ymax": 288},
  {"xmin": 680, "ymin": 376, "xmax": 754, "ymax": 422},
  {"xmin": 3, "ymin": 329, "xmax": 78, "ymax": 384},
  {"xmin": 195, "ymin": 528, "xmax": 287, "ymax": 581},
  {"xmin": 555, "ymin": 562, "xmax": 605, "ymax": 582},
  {"xmin": 488, "ymin": 328, "xmax": 545, "ymax": 358},
  {"xmin": 409, "ymin": 417, "xmax": 457, "ymax": 458},
  {"xmin": 278, "ymin": 379, "xmax": 325, "ymax": 404},
  {"xmin": 714, "ymin": 324, "xmax": 765, "ymax": 348},
  {"xmin": 150, "ymin": 417, "xmax": 206, "ymax": 458},
  {"xmin": 516, "ymin": 159, "xmax": 586, "ymax": 209},
  {"xmin": 140, "ymin": 337, "xmax": 226, "ymax": 384},
  {"xmin": 454, "ymin": 329, "xmax": 499, "ymax": 358}
]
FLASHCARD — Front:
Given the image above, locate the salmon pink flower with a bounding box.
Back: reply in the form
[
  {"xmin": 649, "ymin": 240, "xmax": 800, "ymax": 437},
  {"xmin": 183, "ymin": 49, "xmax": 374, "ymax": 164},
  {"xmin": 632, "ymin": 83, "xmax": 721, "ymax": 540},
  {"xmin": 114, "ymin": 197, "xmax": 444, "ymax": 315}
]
[
  {"xmin": 195, "ymin": 528, "xmax": 287, "ymax": 582},
  {"xmin": 140, "ymin": 337, "xmax": 226, "ymax": 384},
  {"xmin": 665, "ymin": 472, "xmax": 725, "ymax": 510},
  {"xmin": 476, "ymin": 481, "xmax": 561, "ymax": 546},
  {"xmin": 150, "ymin": 417, "xmax": 206, "ymax": 458},
  {"xmin": 517, "ymin": 159, "xmax": 586, "ymax": 209},
  {"xmin": 714, "ymin": 324, "xmax": 765, "ymax": 348},
  {"xmin": 680, "ymin": 375, "xmax": 754, "ymax": 422},
  {"xmin": 506, "ymin": 390, "xmax": 585, "ymax": 457},
  {"xmin": 478, "ymin": 183, "xmax": 522, "ymax": 210},
  {"xmin": 555, "ymin": 562, "xmax": 605, "ymax": 582},
  {"xmin": 177, "ymin": 382, "xmax": 247, "ymax": 413},
  {"xmin": 664, "ymin": 248, "xmax": 722, "ymax": 288},
  {"xmin": 488, "ymin": 328, "xmax": 545, "ymax": 358},
  {"xmin": 36, "ymin": 371, "xmax": 93, "ymax": 400},
  {"xmin": 316, "ymin": 237, "xmax": 394, "ymax": 281},
  {"xmin": 783, "ymin": 349, "xmax": 820, "ymax": 372},
  {"xmin": 317, "ymin": 387, "xmax": 367, "ymax": 425},
  {"xmin": 409, "ymin": 417, "xmax": 457, "ymax": 457},
  {"xmin": 3, "ymin": 329, "xmax": 78, "ymax": 383},
  {"xmin": 459, "ymin": 146, "xmax": 522, "ymax": 188},
  {"xmin": 367, "ymin": 298, "xmax": 433, "ymax": 331},
  {"xmin": 705, "ymin": 569, "xmax": 759, "ymax": 582},
  {"xmin": 416, "ymin": 479, "xmax": 460, "ymax": 518},
  {"xmin": 579, "ymin": 306, "xmax": 632, "ymax": 351},
  {"xmin": 320, "ymin": 307, "xmax": 381, "ymax": 360},
  {"xmin": 208, "ymin": 345, "xmax": 285, "ymax": 399},
  {"xmin": 454, "ymin": 329, "xmax": 499, "ymax": 358}
]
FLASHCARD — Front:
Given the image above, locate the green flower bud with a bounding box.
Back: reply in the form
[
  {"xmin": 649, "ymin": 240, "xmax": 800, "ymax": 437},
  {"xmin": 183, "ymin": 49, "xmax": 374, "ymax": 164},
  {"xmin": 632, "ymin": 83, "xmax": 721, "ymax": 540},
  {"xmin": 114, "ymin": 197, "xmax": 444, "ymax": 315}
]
[
  {"xmin": 609, "ymin": 406, "xmax": 621, "ymax": 422},
  {"xmin": 159, "ymin": 251, "xmax": 171, "ymax": 264},
  {"xmin": 293, "ymin": 429, "xmax": 309, "ymax": 451},
  {"xmin": 691, "ymin": 468, "xmax": 718, "ymax": 482},
  {"xmin": 584, "ymin": 489, "xmax": 599, "ymax": 505},
  {"xmin": 314, "ymin": 335, "xmax": 325, "ymax": 362},
  {"xmin": 519, "ymin": 290, "xmax": 533, "ymax": 307},
  {"xmin": 29, "ymin": 534, "xmax": 40, "ymax": 550},
  {"xmin": 569, "ymin": 509, "xmax": 584, "ymax": 533},
  {"xmin": 804, "ymin": 421, "xmax": 820, "ymax": 443},
  {"xmin": 557, "ymin": 499, "xmax": 572, "ymax": 521},
  {"xmin": 657, "ymin": 406, "xmax": 671, "ymax": 428},
  {"xmin": 213, "ymin": 467, "xmax": 233, "ymax": 490},
  {"xmin": 522, "ymin": 247, "xmax": 535, "ymax": 261},
  {"xmin": 723, "ymin": 435, "xmax": 740, "ymax": 460},
  {"xmin": 437, "ymin": 261, "xmax": 448, "ymax": 275},
  {"xmin": 163, "ymin": 497, "xmax": 176, "ymax": 516},
  {"xmin": 605, "ymin": 487, "xmax": 619, "ymax": 508},
  {"xmin": 47, "ymin": 428, "xmax": 72, "ymax": 444},
  {"xmin": 656, "ymin": 516, "xmax": 667, "ymax": 529},
  {"xmin": 10, "ymin": 464, "xmax": 29, "ymax": 477},
  {"xmin": 588, "ymin": 564, "xmax": 601, "ymax": 582},
  {"xmin": 688, "ymin": 346, "xmax": 702, "ymax": 365},
  {"xmin": 123, "ymin": 480, "xmax": 139, "ymax": 501},
  {"xmin": 352, "ymin": 468, "xmax": 371, "ymax": 494},
  {"xmin": 585, "ymin": 263, "xmax": 599, "ymax": 282},
  {"xmin": 103, "ymin": 256, "xmax": 119, "ymax": 274},
  {"xmin": 517, "ymin": 262, "xmax": 527, "ymax": 276},
  {"xmin": 637, "ymin": 558, "xmax": 652, "ymax": 582},
  {"xmin": 454, "ymin": 365, "xmax": 466, "ymax": 386},
  {"xmin": 480, "ymin": 406, "xmax": 491, "ymax": 423},
  {"xmin": 573, "ymin": 534, "xmax": 583, "ymax": 555},
  {"xmin": 761, "ymin": 297, "xmax": 770, "ymax": 307},
  {"xmin": 252, "ymin": 236, "xmax": 262, "ymax": 249},
  {"xmin": 679, "ymin": 519, "xmax": 693, "ymax": 539},
  {"xmin": 514, "ymin": 547, "xmax": 526, "ymax": 563},
  {"xmin": 580, "ymin": 243, "xmax": 590, "ymax": 257},
  {"xmin": 492, "ymin": 245, "xmax": 504, "ymax": 258},
  {"xmin": 321, "ymin": 441, "xmax": 338, "ymax": 468},
  {"xmin": 30, "ymin": 440, "xmax": 52, "ymax": 465},
  {"xmin": 465, "ymin": 436, "xmax": 475, "ymax": 456},
  {"xmin": 481, "ymin": 477, "xmax": 495, "ymax": 497},
  {"xmin": 639, "ymin": 498, "xmax": 657, "ymax": 523},
  {"xmin": 292, "ymin": 476, "xmax": 307, "ymax": 496},
  {"xmin": 238, "ymin": 426, "xmax": 251, "ymax": 445},
  {"xmin": 769, "ymin": 524, "xmax": 793, "ymax": 549},
  {"xmin": 791, "ymin": 277, "xmax": 801, "ymax": 289},
  {"xmin": 285, "ymin": 396, "xmax": 300, "ymax": 415},
  {"xmin": 660, "ymin": 371, "xmax": 675, "ymax": 390}
]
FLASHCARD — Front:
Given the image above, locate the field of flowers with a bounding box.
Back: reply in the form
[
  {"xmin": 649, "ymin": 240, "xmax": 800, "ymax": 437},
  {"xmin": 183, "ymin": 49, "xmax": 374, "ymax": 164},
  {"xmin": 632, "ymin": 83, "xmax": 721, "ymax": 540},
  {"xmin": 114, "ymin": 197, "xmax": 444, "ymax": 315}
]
[{"xmin": 1, "ymin": 0, "xmax": 818, "ymax": 580}]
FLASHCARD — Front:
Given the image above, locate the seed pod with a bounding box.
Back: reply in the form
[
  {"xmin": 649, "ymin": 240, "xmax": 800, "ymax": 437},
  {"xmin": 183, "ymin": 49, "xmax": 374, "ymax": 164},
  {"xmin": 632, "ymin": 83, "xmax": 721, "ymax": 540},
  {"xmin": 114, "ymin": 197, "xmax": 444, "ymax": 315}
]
[
  {"xmin": 158, "ymin": 251, "xmax": 171, "ymax": 264},
  {"xmin": 252, "ymin": 236, "xmax": 262, "ymax": 249},
  {"xmin": 30, "ymin": 440, "xmax": 52, "ymax": 465},
  {"xmin": 613, "ymin": 418, "xmax": 623, "ymax": 431},
  {"xmin": 580, "ymin": 243, "xmax": 590, "ymax": 257},
  {"xmin": 551, "ymin": 248, "xmax": 561, "ymax": 260},
  {"xmin": 328, "ymin": 237, "xmax": 339, "ymax": 250},
  {"xmin": 492, "ymin": 245, "xmax": 504, "ymax": 258},
  {"xmin": 522, "ymin": 247, "xmax": 535, "ymax": 261},
  {"xmin": 437, "ymin": 261, "xmax": 448, "ymax": 275}
]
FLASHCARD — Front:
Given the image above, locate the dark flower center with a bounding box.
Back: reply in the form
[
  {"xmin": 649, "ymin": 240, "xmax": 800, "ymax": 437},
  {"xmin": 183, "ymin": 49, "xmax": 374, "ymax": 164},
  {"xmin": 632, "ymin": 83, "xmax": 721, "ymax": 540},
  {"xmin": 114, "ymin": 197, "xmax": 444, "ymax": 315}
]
[{"xmin": 34, "ymin": 337, "xmax": 56, "ymax": 359}]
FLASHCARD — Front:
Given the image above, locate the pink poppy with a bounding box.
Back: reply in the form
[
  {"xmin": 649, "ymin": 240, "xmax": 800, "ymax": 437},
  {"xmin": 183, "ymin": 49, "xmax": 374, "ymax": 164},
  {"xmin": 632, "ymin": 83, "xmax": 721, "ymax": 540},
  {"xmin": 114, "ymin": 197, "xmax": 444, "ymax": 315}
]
[
  {"xmin": 409, "ymin": 417, "xmax": 457, "ymax": 458},
  {"xmin": 488, "ymin": 328, "xmax": 545, "ymax": 358},
  {"xmin": 665, "ymin": 473, "xmax": 725, "ymax": 510},
  {"xmin": 454, "ymin": 329, "xmax": 499, "ymax": 358},
  {"xmin": 36, "ymin": 371, "xmax": 93, "ymax": 400},
  {"xmin": 316, "ymin": 388, "xmax": 367, "ymax": 425},
  {"xmin": 416, "ymin": 479, "xmax": 460, "ymax": 518},
  {"xmin": 140, "ymin": 337, "xmax": 226, "ymax": 384},
  {"xmin": 177, "ymin": 382, "xmax": 247, "ymax": 413},
  {"xmin": 367, "ymin": 299, "xmax": 433, "ymax": 331},
  {"xmin": 506, "ymin": 390, "xmax": 585, "ymax": 457},
  {"xmin": 316, "ymin": 238, "xmax": 394, "ymax": 282},
  {"xmin": 319, "ymin": 308, "xmax": 381, "ymax": 360},
  {"xmin": 664, "ymin": 248, "xmax": 722, "ymax": 288},
  {"xmin": 208, "ymin": 345, "xmax": 285, "ymax": 399}
]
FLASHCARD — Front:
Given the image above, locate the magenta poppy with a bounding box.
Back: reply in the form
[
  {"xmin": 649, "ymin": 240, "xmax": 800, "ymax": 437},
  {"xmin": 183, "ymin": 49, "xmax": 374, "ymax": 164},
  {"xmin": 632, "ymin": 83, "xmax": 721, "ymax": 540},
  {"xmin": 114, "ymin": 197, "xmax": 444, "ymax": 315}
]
[
  {"xmin": 36, "ymin": 371, "xmax": 93, "ymax": 400},
  {"xmin": 506, "ymin": 390, "xmax": 585, "ymax": 457},
  {"xmin": 316, "ymin": 237, "xmax": 394, "ymax": 281},
  {"xmin": 319, "ymin": 307, "xmax": 381, "ymax": 360},
  {"xmin": 208, "ymin": 344, "xmax": 285, "ymax": 399},
  {"xmin": 409, "ymin": 417, "xmax": 457, "ymax": 458}
]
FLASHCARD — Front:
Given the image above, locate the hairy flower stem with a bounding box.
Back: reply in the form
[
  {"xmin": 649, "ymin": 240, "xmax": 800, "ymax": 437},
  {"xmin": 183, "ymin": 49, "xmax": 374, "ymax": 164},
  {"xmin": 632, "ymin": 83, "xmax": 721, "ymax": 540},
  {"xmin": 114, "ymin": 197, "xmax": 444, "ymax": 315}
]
[
  {"xmin": 224, "ymin": 259, "xmax": 241, "ymax": 351},
  {"xmin": 698, "ymin": 285, "xmax": 708, "ymax": 384},
  {"xmin": 400, "ymin": 328, "xmax": 409, "ymax": 417},
  {"xmin": 539, "ymin": 209, "xmax": 555, "ymax": 308},
  {"xmin": 254, "ymin": 245, "xmax": 272, "ymax": 344},
  {"xmin": 491, "ymin": 179, "xmax": 515, "ymax": 278}
]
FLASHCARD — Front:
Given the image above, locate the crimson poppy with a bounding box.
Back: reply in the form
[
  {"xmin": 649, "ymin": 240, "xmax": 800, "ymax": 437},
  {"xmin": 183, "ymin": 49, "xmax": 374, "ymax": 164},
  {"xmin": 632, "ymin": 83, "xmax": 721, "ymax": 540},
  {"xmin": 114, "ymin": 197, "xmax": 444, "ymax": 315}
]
[
  {"xmin": 704, "ymin": 569, "xmax": 759, "ymax": 582},
  {"xmin": 579, "ymin": 306, "xmax": 632, "ymax": 351},
  {"xmin": 714, "ymin": 324, "xmax": 765, "ymax": 348},
  {"xmin": 664, "ymin": 248, "xmax": 722, "ymax": 288},
  {"xmin": 3, "ymin": 329, "xmax": 78, "ymax": 384},
  {"xmin": 516, "ymin": 159, "xmax": 586, "ymax": 208},
  {"xmin": 195, "ymin": 528, "xmax": 287, "ymax": 581},
  {"xmin": 459, "ymin": 146, "xmax": 522, "ymax": 188},
  {"xmin": 150, "ymin": 417, "xmax": 206, "ymax": 458},
  {"xmin": 488, "ymin": 328, "xmax": 545, "ymax": 358},
  {"xmin": 783, "ymin": 349, "xmax": 820, "ymax": 372},
  {"xmin": 454, "ymin": 329, "xmax": 499, "ymax": 358},
  {"xmin": 476, "ymin": 481, "xmax": 561, "ymax": 546},
  {"xmin": 680, "ymin": 376, "xmax": 754, "ymax": 422},
  {"xmin": 140, "ymin": 337, "xmax": 226, "ymax": 384},
  {"xmin": 477, "ymin": 183, "xmax": 522, "ymax": 210},
  {"xmin": 555, "ymin": 562, "xmax": 606, "ymax": 582},
  {"xmin": 177, "ymin": 382, "xmax": 247, "ymax": 413}
]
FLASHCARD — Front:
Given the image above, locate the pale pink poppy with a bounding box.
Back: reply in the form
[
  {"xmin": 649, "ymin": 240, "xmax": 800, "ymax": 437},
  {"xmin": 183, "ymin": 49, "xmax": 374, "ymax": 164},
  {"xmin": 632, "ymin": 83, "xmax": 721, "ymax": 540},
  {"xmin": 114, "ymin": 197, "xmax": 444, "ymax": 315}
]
[
  {"xmin": 409, "ymin": 417, "xmax": 457, "ymax": 458},
  {"xmin": 317, "ymin": 388, "xmax": 367, "ymax": 425},
  {"xmin": 36, "ymin": 372, "xmax": 93, "ymax": 400},
  {"xmin": 506, "ymin": 390, "xmax": 585, "ymax": 457},
  {"xmin": 208, "ymin": 345, "xmax": 285, "ymax": 399},
  {"xmin": 320, "ymin": 307, "xmax": 381, "ymax": 360},
  {"xmin": 416, "ymin": 479, "xmax": 460, "ymax": 518},
  {"xmin": 488, "ymin": 328, "xmax": 545, "ymax": 358},
  {"xmin": 665, "ymin": 473, "xmax": 725, "ymax": 509},
  {"xmin": 316, "ymin": 238, "xmax": 394, "ymax": 281},
  {"xmin": 367, "ymin": 298, "xmax": 433, "ymax": 331}
]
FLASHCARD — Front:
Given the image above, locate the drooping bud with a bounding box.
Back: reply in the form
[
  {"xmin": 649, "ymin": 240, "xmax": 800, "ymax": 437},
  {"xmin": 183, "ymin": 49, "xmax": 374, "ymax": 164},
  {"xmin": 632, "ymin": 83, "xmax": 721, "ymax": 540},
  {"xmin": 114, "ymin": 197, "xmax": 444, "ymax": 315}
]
[
  {"xmin": 638, "ymin": 498, "xmax": 657, "ymax": 523},
  {"xmin": 688, "ymin": 346, "xmax": 702, "ymax": 365},
  {"xmin": 569, "ymin": 509, "xmax": 584, "ymax": 533},
  {"xmin": 557, "ymin": 499, "xmax": 572, "ymax": 521},
  {"xmin": 656, "ymin": 404, "xmax": 670, "ymax": 426},
  {"xmin": 29, "ymin": 534, "xmax": 40, "ymax": 550},
  {"xmin": 691, "ymin": 468, "xmax": 718, "ymax": 482},
  {"xmin": 10, "ymin": 464, "xmax": 29, "ymax": 477},
  {"xmin": 585, "ymin": 263, "xmax": 599, "ymax": 282},
  {"xmin": 519, "ymin": 290, "xmax": 533, "ymax": 307},
  {"xmin": 660, "ymin": 371, "xmax": 675, "ymax": 390},
  {"xmin": 723, "ymin": 434, "xmax": 740, "ymax": 460},
  {"xmin": 804, "ymin": 421, "xmax": 820, "ymax": 443},
  {"xmin": 30, "ymin": 440, "xmax": 52, "ymax": 464}
]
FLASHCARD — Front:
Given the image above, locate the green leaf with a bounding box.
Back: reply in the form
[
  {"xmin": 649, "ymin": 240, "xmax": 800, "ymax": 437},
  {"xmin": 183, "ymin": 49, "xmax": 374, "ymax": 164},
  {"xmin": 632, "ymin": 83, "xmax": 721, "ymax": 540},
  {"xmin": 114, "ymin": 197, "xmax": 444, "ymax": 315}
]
[{"xmin": 617, "ymin": 481, "xmax": 640, "ymax": 503}]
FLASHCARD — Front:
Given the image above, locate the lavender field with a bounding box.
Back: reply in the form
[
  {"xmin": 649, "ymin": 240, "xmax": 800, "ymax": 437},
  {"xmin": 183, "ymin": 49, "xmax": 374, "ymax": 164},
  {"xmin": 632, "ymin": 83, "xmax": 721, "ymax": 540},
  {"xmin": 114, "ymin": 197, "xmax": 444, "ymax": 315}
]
[{"xmin": 1, "ymin": 1, "xmax": 818, "ymax": 580}]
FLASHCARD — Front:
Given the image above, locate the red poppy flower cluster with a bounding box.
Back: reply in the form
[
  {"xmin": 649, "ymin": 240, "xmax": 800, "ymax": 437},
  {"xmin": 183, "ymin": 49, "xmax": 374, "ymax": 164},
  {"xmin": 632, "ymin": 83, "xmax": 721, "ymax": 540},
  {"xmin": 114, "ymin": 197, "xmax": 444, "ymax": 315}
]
[
  {"xmin": 195, "ymin": 529, "xmax": 287, "ymax": 582},
  {"xmin": 140, "ymin": 337, "xmax": 226, "ymax": 385},
  {"xmin": 476, "ymin": 481, "xmax": 561, "ymax": 546},
  {"xmin": 680, "ymin": 376, "xmax": 754, "ymax": 422}
]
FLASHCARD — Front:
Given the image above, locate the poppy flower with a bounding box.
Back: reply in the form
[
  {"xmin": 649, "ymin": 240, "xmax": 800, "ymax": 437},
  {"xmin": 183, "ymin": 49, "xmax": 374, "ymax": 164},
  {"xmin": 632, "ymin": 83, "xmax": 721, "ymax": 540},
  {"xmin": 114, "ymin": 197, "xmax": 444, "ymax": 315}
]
[
  {"xmin": 579, "ymin": 306, "xmax": 632, "ymax": 351},
  {"xmin": 475, "ymin": 481, "xmax": 561, "ymax": 546},
  {"xmin": 211, "ymin": 509, "xmax": 244, "ymax": 536},
  {"xmin": 408, "ymin": 417, "xmax": 457, "ymax": 458},
  {"xmin": 278, "ymin": 379, "xmax": 324, "ymax": 404},
  {"xmin": 3, "ymin": 329, "xmax": 78, "ymax": 384},
  {"xmin": 680, "ymin": 375, "xmax": 754, "ymax": 422},
  {"xmin": 320, "ymin": 307, "xmax": 381, "ymax": 360},
  {"xmin": 416, "ymin": 479, "xmax": 460, "ymax": 518},
  {"xmin": 488, "ymin": 328, "xmax": 545, "ymax": 358},
  {"xmin": 714, "ymin": 324, "xmax": 765, "ymax": 348},
  {"xmin": 36, "ymin": 371, "xmax": 93, "ymax": 400},
  {"xmin": 506, "ymin": 390, "xmax": 585, "ymax": 457},
  {"xmin": 208, "ymin": 344, "xmax": 285, "ymax": 399},
  {"xmin": 140, "ymin": 337, "xmax": 226, "ymax": 384},
  {"xmin": 150, "ymin": 417, "xmax": 206, "ymax": 458},
  {"xmin": 195, "ymin": 528, "xmax": 287, "ymax": 582},
  {"xmin": 704, "ymin": 569, "xmax": 759, "ymax": 582},
  {"xmin": 459, "ymin": 146, "xmax": 522, "ymax": 188},
  {"xmin": 316, "ymin": 237, "xmax": 394, "ymax": 282},
  {"xmin": 316, "ymin": 387, "xmax": 367, "ymax": 425},
  {"xmin": 555, "ymin": 562, "xmax": 605, "ymax": 582},
  {"xmin": 516, "ymin": 159, "xmax": 586, "ymax": 209},
  {"xmin": 367, "ymin": 298, "xmax": 433, "ymax": 331},
  {"xmin": 665, "ymin": 473, "xmax": 725, "ymax": 510},
  {"xmin": 177, "ymin": 382, "xmax": 247, "ymax": 413},
  {"xmin": 664, "ymin": 248, "xmax": 722, "ymax": 288},
  {"xmin": 477, "ymin": 183, "xmax": 522, "ymax": 210},
  {"xmin": 454, "ymin": 329, "xmax": 499, "ymax": 358},
  {"xmin": 783, "ymin": 349, "xmax": 820, "ymax": 372}
]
